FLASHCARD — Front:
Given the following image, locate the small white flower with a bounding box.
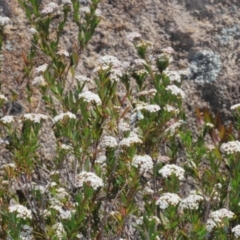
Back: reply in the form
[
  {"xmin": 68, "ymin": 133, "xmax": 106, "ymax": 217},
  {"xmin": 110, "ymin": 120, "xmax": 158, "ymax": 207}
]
[
  {"xmin": 23, "ymin": 113, "xmax": 49, "ymax": 123},
  {"xmin": 119, "ymin": 131, "xmax": 142, "ymax": 147},
  {"xmin": 126, "ymin": 32, "xmax": 142, "ymax": 42},
  {"xmin": 220, "ymin": 141, "xmax": 240, "ymax": 154},
  {"xmin": 132, "ymin": 155, "xmax": 153, "ymax": 174},
  {"xmin": 136, "ymin": 40, "xmax": 153, "ymax": 48},
  {"xmin": 136, "ymin": 216, "xmax": 143, "ymax": 225},
  {"xmin": 57, "ymin": 49, "xmax": 69, "ymax": 57},
  {"xmin": 179, "ymin": 194, "xmax": 204, "ymax": 211},
  {"xmin": 34, "ymin": 185, "xmax": 46, "ymax": 194},
  {"xmin": 159, "ymin": 164, "xmax": 185, "ymax": 180},
  {"xmin": 156, "ymin": 193, "xmax": 181, "ymax": 209},
  {"xmin": 110, "ymin": 68, "xmax": 122, "ymax": 82},
  {"xmin": 143, "ymin": 186, "xmax": 154, "ymax": 195},
  {"xmin": 98, "ymin": 55, "xmax": 121, "ymax": 68},
  {"xmin": 164, "ymin": 105, "xmax": 180, "ymax": 114},
  {"xmin": 32, "ymin": 76, "xmax": 47, "ymax": 86},
  {"xmin": 9, "ymin": 204, "xmax": 32, "ymax": 220},
  {"xmin": 78, "ymin": 91, "xmax": 102, "ymax": 105},
  {"xmin": 149, "ymin": 216, "xmax": 160, "ymax": 224},
  {"xmin": 142, "ymin": 104, "xmax": 161, "ymax": 113},
  {"xmin": 101, "ymin": 136, "xmax": 118, "ymax": 148},
  {"xmin": 0, "ymin": 115, "xmax": 14, "ymax": 124},
  {"xmin": 55, "ymin": 188, "xmax": 69, "ymax": 201},
  {"xmin": 52, "ymin": 222, "xmax": 66, "ymax": 238},
  {"xmin": 0, "ymin": 94, "xmax": 7, "ymax": 101},
  {"xmin": 156, "ymin": 53, "xmax": 173, "ymax": 64},
  {"xmin": 0, "ymin": 16, "xmax": 10, "ymax": 26},
  {"xmin": 163, "ymin": 70, "xmax": 181, "ymax": 83},
  {"xmin": 61, "ymin": 143, "xmax": 72, "ymax": 150},
  {"xmin": 35, "ymin": 64, "xmax": 48, "ymax": 74},
  {"xmin": 206, "ymin": 208, "xmax": 234, "ymax": 232},
  {"xmin": 118, "ymin": 119, "xmax": 130, "ymax": 132},
  {"xmin": 75, "ymin": 171, "xmax": 104, "ymax": 190},
  {"xmin": 75, "ymin": 75, "xmax": 93, "ymax": 83},
  {"xmin": 205, "ymin": 122, "xmax": 214, "ymax": 128},
  {"xmin": 230, "ymin": 103, "xmax": 240, "ymax": 110},
  {"xmin": 93, "ymin": 65, "xmax": 109, "ymax": 72},
  {"xmin": 232, "ymin": 225, "xmax": 240, "ymax": 238},
  {"xmin": 166, "ymin": 85, "xmax": 185, "ymax": 99},
  {"xmin": 53, "ymin": 112, "xmax": 77, "ymax": 124}
]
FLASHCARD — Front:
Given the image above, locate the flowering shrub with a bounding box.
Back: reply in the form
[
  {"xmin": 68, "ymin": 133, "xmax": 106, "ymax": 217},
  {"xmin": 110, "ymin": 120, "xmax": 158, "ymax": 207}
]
[{"xmin": 0, "ymin": 1, "xmax": 239, "ymax": 239}]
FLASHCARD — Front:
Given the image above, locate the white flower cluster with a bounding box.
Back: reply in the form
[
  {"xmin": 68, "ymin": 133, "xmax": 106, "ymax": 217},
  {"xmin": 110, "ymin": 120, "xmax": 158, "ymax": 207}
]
[
  {"xmin": 155, "ymin": 193, "xmax": 181, "ymax": 209},
  {"xmin": 9, "ymin": 204, "xmax": 32, "ymax": 220},
  {"xmin": 109, "ymin": 68, "xmax": 122, "ymax": 82},
  {"xmin": 156, "ymin": 53, "xmax": 173, "ymax": 64},
  {"xmin": 61, "ymin": 143, "xmax": 72, "ymax": 150},
  {"xmin": 205, "ymin": 122, "xmax": 214, "ymax": 128},
  {"xmin": 118, "ymin": 119, "xmax": 130, "ymax": 132},
  {"xmin": 32, "ymin": 76, "xmax": 47, "ymax": 86},
  {"xmin": 75, "ymin": 171, "xmax": 104, "ymax": 190},
  {"xmin": 0, "ymin": 16, "xmax": 10, "ymax": 26},
  {"xmin": 0, "ymin": 115, "xmax": 14, "ymax": 124},
  {"xmin": 53, "ymin": 112, "xmax": 77, "ymax": 124},
  {"xmin": 41, "ymin": 2, "xmax": 58, "ymax": 15},
  {"xmin": 166, "ymin": 85, "xmax": 185, "ymax": 99},
  {"xmin": 137, "ymin": 104, "xmax": 161, "ymax": 113},
  {"xmin": 164, "ymin": 105, "xmax": 180, "ymax": 114},
  {"xmin": 126, "ymin": 32, "xmax": 142, "ymax": 42},
  {"xmin": 101, "ymin": 136, "xmax": 118, "ymax": 148},
  {"xmin": 52, "ymin": 222, "xmax": 66, "ymax": 238},
  {"xmin": 220, "ymin": 141, "xmax": 240, "ymax": 154},
  {"xmin": 132, "ymin": 154, "xmax": 153, "ymax": 174},
  {"xmin": 231, "ymin": 103, "xmax": 240, "ymax": 111},
  {"xmin": 75, "ymin": 75, "xmax": 93, "ymax": 84},
  {"xmin": 163, "ymin": 70, "xmax": 181, "ymax": 83},
  {"xmin": 179, "ymin": 193, "xmax": 204, "ymax": 211},
  {"xmin": 35, "ymin": 63, "xmax": 48, "ymax": 74},
  {"xmin": 50, "ymin": 202, "xmax": 73, "ymax": 220},
  {"xmin": 206, "ymin": 208, "xmax": 234, "ymax": 232},
  {"xmin": 57, "ymin": 49, "xmax": 69, "ymax": 57},
  {"xmin": 23, "ymin": 113, "xmax": 49, "ymax": 123},
  {"xmin": 159, "ymin": 164, "xmax": 185, "ymax": 180},
  {"xmin": 136, "ymin": 40, "xmax": 153, "ymax": 49},
  {"xmin": 232, "ymin": 225, "xmax": 240, "ymax": 238},
  {"xmin": 78, "ymin": 91, "xmax": 102, "ymax": 105},
  {"xmin": 119, "ymin": 131, "xmax": 142, "ymax": 147},
  {"xmin": 98, "ymin": 55, "xmax": 121, "ymax": 68},
  {"xmin": 0, "ymin": 94, "xmax": 7, "ymax": 101}
]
